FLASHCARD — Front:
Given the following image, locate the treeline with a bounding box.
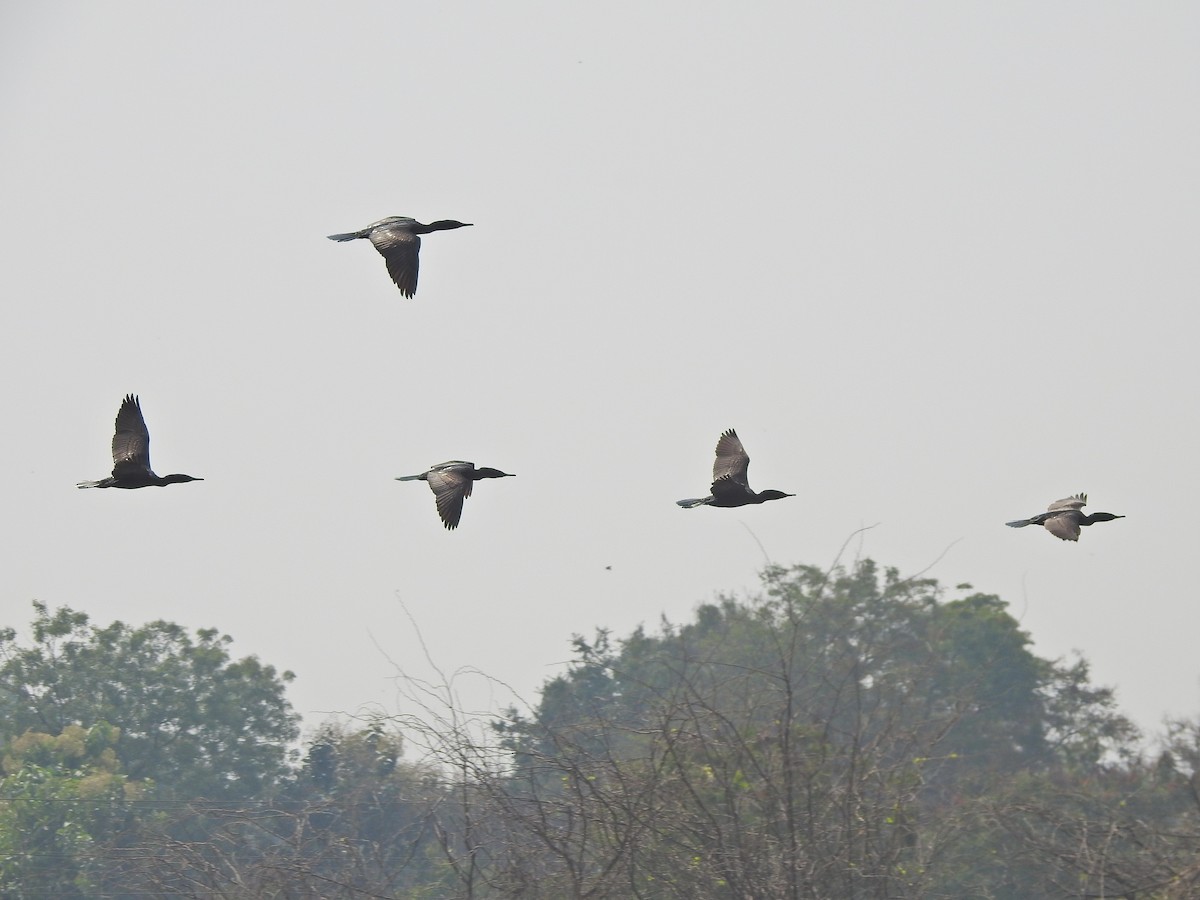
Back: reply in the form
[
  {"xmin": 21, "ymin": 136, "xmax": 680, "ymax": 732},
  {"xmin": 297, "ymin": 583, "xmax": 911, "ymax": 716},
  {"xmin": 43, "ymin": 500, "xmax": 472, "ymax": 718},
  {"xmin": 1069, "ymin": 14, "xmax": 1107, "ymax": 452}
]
[{"xmin": 1, "ymin": 561, "xmax": 1198, "ymax": 898}]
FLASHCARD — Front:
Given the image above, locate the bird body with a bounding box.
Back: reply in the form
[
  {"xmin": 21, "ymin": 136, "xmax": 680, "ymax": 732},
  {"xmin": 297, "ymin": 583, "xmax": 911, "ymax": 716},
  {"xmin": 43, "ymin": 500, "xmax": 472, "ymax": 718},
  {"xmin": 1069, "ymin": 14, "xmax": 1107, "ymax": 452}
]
[
  {"xmin": 677, "ymin": 429, "xmax": 794, "ymax": 509},
  {"xmin": 327, "ymin": 216, "xmax": 472, "ymax": 297},
  {"xmin": 77, "ymin": 395, "xmax": 203, "ymax": 489},
  {"xmin": 1005, "ymin": 493, "xmax": 1124, "ymax": 541},
  {"xmin": 396, "ymin": 460, "xmax": 513, "ymax": 529}
]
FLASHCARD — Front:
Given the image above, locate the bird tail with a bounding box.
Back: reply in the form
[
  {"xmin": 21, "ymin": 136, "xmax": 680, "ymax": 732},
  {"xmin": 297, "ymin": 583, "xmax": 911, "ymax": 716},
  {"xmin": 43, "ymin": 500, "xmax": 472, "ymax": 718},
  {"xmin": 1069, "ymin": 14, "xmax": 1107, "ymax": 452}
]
[
  {"xmin": 394, "ymin": 474, "xmax": 424, "ymax": 481},
  {"xmin": 76, "ymin": 480, "xmax": 102, "ymax": 489},
  {"xmin": 1005, "ymin": 519, "xmax": 1032, "ymax": 528},
  {"xmin": 676, "ymin": 497, "xmax": 711, "ymax": 509},
  {"xmin": 326, "ymin": 229, "xmax": 370, "ymax": 242}
]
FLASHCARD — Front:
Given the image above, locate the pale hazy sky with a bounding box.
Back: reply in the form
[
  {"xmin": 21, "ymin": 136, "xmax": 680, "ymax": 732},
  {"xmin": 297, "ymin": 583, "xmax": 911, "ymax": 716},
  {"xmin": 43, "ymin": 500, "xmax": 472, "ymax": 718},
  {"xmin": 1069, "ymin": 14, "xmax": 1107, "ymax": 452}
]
[{"xmin": 2, "ymin": 3, "xmax": 1197, "ymax": 740}]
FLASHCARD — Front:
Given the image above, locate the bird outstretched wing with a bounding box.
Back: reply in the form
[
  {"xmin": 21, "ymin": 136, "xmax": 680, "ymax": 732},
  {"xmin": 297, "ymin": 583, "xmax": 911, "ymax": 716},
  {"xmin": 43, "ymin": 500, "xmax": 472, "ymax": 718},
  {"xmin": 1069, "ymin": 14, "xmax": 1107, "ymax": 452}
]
[
  {"xmin": 713, "ymin": 429, "xmax": 750, "ymax": 484},
  {"xmin": 1044, "ymin": 513, "xmax": 1083, "ymax": 542},
  {"xmin": 1047, "ymin": 493, "xmax": 1086, "ymax": 512},
  {"xmin": 111, "ymin": 394, "xmax": 151, "ymax": 475},
  {"xmin": 370, "ymin": 224, "xmax": 421, "ymax": 298},
  {"xmin": 426, "ymin": 466, "xmax": 472, "ymax": 530}
]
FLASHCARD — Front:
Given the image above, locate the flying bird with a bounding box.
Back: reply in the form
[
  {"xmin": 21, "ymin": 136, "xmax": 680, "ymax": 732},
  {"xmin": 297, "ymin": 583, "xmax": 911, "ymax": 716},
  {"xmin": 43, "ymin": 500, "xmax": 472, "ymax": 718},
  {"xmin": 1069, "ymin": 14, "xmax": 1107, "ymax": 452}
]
[
  {"xmin": 1005, "ymin": 493, "xmax": 1124, "ymax": 542},
  {"xmin": 326, "ymin": 216, "xmax": 473, "ymax": 297},
  {"xmin": 677, "ymin": 429, "xmax": 794, "ymax": 509},
  {"xmin": 77, "ymin": 395, "xmax": 203, "ymax": 489},
  {"xmin": 395, "ymin": 461, "xmax": 514, "ymax": 530}
]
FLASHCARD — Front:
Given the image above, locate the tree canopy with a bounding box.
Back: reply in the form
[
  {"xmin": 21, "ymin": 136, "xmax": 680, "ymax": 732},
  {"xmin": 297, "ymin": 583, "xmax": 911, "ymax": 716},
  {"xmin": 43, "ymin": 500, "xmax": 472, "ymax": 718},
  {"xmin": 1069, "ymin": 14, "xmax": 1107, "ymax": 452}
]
[
  {"xmin": 484, "ymin": 560, "xmax": 1139, "ymax": 897},
  {"xmin": 1, "ymin": 562, "xmax": 1196, "ymax": 898},
  {"xmin": 0, "ymin": 601, "xmax": 300, "ymax": 800}
]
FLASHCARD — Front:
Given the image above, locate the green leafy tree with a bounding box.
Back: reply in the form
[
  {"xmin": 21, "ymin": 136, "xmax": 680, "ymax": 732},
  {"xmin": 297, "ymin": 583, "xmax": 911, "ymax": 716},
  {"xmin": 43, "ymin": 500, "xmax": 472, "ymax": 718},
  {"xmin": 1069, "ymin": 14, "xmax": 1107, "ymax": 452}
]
[
  {"xmin": 482, "ymin": 559, "xmax": 1137, "ymax": 899},
  {"xmin": 983, "ymin": 714, "xmax": 1200, "ymax": 898},
  {"xmin": 0, "ymin": 722, "xmax": 143, "ymax": 898},
  {"xmin": 110, "ymin": 721, "xmax": 454, "ymax": 898},
  {"xmin": 0, "ymin": 602, "xmax": 300, "ymax": 800},
  {"xmin": 294, "ymin": 720, "xmax": 451, "ymax": 893}
]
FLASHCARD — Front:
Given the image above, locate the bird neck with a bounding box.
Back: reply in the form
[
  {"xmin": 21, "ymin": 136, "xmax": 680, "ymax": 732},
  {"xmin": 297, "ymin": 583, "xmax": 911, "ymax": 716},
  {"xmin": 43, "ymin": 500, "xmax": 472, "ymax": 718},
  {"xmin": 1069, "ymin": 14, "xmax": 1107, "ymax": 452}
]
[
  {"xmin": 160, "ymin": 473, "xmax": 201, "ymax": 484},
  {"xmin": 754, "ymin": 490, "xmax": 794, "ymax": 503},
  {"xmin": 473, "ymin": 468, "xmax": 512, "ymax": 480},
  {"xmin": 417, "ymin": 220, "xmax": 469, "ymax": 234}
]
